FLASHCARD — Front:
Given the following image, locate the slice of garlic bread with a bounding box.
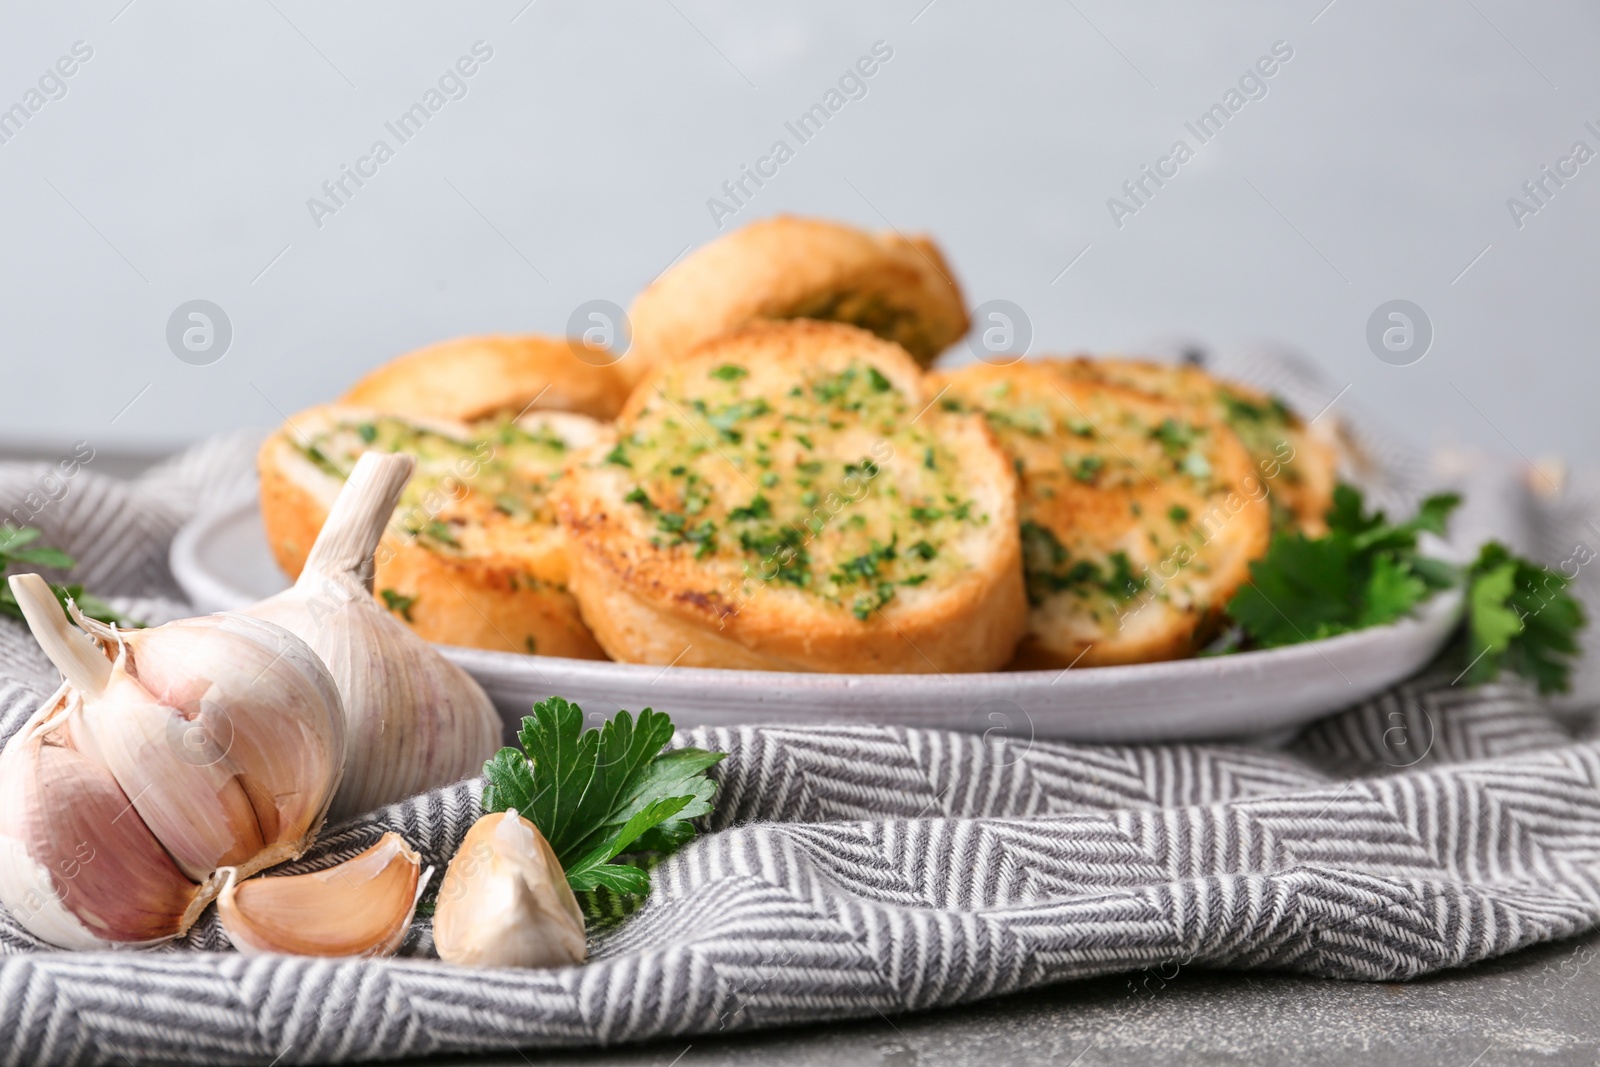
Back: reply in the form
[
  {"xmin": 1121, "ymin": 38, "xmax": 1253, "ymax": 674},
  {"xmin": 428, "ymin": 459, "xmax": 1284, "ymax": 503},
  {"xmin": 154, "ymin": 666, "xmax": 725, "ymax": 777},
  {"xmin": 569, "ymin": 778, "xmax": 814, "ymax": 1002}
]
[
  {"xmin": 1053, "ymin": 357, "xmax": 1336, "ymax": 534},
  {"xmin": 259, "ymin": 404, "xmax": 607, "ymax": 659},
  {"xmin": 342, "ymin": 334, "xmax": 632, "ymax": 422},
  {"xmin": 557, "ymin": 320, "xmax": 1025, "ymax": 673},
  {"xmin": 625, "ymin": 215, "xmax": 969, "ymax": 384},
  {"xmin": 933, "ymin": 361, "xmax": 1271, "ymax": 668}
]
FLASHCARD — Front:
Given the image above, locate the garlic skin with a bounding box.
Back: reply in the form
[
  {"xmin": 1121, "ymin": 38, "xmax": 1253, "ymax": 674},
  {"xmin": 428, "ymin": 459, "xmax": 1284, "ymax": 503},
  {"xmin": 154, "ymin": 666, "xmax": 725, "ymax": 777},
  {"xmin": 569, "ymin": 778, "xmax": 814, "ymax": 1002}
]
[
  {"xmin": 434, "ymin": 811, "xmax": 587, "ymax": 968},
  {"xmin": 0, "ymin": 685, "xmax": 211, "ymax": 949},
  {"xmin": 7, "ymin": 574, "xmax": 346, "ymax": 887},
  {"xmin": 246, "ymin": 451, "xmax": 501, "ymax": 821},
  {"xmin": 216, "ymin": 831, "xmax": 426, "ymax": 957}
]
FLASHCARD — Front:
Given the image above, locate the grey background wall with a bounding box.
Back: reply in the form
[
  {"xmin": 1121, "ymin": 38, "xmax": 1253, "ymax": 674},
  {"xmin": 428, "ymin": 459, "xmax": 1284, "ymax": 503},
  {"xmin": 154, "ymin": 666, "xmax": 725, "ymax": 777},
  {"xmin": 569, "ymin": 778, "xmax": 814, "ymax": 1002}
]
[{"xmin": 1, "ymin": 0, "xmax": 1596, "ymax": 465}]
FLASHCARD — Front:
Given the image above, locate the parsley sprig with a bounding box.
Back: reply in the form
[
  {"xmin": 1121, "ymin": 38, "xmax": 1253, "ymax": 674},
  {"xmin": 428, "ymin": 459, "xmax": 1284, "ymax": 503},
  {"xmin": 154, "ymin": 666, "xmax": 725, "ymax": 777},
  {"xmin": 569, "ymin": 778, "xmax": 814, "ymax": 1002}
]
[
  {"xmin": 0, "ymin": 526, "xmax": 138, "ymax": 627},
  {"xmin": 482, "ymin": 698, "xmax": 724, "ymax": 895},
  {"xmin": 1458, "ymin": 541, "xmax": 1584, "ymax": 694},
  {"xmin": 1224, "ymin": 485, "xmax": 1585, "ymax": 694},
  {"xmin": 1226, "ymin": 486, "xmax": 1459, "ymax": 646}
]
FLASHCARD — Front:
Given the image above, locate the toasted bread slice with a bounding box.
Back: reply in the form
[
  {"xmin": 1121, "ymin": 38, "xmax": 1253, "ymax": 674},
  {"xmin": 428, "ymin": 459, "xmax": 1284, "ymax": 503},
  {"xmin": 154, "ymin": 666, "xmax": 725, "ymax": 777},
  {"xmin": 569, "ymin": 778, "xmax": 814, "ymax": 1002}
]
[
  {"xmin": 624, "ymin": 215, "xmax": 969, "ymax": 384},
  {"xmin": 259, "ymin": 405, "xmax": 608, "ymax": 659},
  {"xmin": 933, "ymin": 360, "xmax": 1271, "ymax": 668},
  {"xmin": 1051, "ymin": 357, "xmax": 1337, "ymax": 534},
  {"xmin": 557, "ymin": 320, "xmax": 1025, "ymax": 673},
  {"xmin": 342, "ymin": 334, "xmax": 631, "ymax": 422}
]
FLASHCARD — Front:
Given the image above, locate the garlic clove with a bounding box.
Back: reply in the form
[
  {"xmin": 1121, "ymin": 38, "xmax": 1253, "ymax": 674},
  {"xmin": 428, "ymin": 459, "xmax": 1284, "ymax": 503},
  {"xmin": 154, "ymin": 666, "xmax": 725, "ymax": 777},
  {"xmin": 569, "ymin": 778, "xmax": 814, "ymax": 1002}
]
[
  {"xmin": 246, "ymin": 451, "xmax": 501, "ymax": 821},
  {"xmin": 0, "ymin": 686, "xmax": 210, "ymax": 949},
  {"xmin": 252, "ymin": 590, "xmax": 500, "ymax": 821},
  {"xmin": 433, "ymin": 811, "xmax": 587, "ymax": 968},
  {"xmin": 8, "ymin": 573, "xmax": 347, "ymax": 885},
  {"xmin": 71, "ymin": 656, "xmax": 268, "ymax": 882},
  {"xmin": 105, "ymin": 612, "xmax": 347, "ymax": 874},
  {"xmin": 216, "ymin": 831, "xmax": 426, "ymax": 957}
]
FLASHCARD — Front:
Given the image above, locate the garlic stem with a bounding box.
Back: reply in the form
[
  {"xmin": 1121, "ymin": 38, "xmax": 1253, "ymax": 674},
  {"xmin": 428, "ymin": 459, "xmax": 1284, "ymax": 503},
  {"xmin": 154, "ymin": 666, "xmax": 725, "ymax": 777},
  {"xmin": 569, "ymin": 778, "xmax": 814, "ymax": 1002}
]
[
  {"xmin": 7, "ymin": 575, "xmax": 111, "ymax": 695},
  {"xmin": 247, "ymin": 447, "xmax": 500, "ymax": 820},
  {"xmin": 300, "ymin": 451, "xmax": 415, "ymax": 593}
]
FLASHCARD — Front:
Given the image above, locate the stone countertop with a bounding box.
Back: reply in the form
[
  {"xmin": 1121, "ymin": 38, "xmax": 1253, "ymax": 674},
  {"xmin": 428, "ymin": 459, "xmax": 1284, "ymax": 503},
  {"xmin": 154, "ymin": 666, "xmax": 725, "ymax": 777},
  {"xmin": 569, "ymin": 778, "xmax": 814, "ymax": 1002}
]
[{"xmin": 399, "ymin": 929, "xmax": 1600, "ymax": 1067}]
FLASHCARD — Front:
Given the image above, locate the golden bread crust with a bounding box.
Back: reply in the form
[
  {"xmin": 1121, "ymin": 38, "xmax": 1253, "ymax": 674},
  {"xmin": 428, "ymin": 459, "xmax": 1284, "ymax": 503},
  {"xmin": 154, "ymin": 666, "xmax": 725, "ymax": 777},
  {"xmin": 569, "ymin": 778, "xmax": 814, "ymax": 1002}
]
[
  {"xmin": 341, "ymin": 334, "xmax": 631, "ymax": 422},
  {"xmin": 558, "ymin": 320, "xmax": 1025, "ymax": 673},
  {"xmin": 624, "ymin": 215, "xmax": 969, "ymax": 383}
]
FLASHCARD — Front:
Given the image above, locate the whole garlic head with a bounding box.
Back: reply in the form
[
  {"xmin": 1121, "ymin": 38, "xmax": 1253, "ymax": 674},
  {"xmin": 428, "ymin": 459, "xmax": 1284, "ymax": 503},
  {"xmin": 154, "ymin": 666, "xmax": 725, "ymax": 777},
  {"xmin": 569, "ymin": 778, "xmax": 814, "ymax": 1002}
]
[
  {"xmin": 434, "ymin": 810, "xmax": 587, "ymax": 968},
  {"xmin": 246, "ymin": 452, "xmax": 501, "ymax": 821}
]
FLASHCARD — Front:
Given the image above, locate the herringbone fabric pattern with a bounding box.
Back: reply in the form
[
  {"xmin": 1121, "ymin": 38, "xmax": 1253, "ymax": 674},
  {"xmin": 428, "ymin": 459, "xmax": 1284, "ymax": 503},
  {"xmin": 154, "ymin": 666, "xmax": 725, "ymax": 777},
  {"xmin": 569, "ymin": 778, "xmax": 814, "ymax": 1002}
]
[{"xmin": 1, "ymin": 401, "xmax": 1596, "ymax": 1065}]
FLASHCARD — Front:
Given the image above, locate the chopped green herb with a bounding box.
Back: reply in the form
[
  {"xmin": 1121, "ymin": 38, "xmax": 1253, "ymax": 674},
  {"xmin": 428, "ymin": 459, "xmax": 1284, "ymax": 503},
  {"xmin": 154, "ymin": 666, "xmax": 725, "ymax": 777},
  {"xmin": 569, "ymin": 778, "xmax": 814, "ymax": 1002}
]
[
  {"xmin": 834, "ymin": 538, "xmax": 898, "ymax": 583},
  {"xmin": 698, "ymin": 397, "xmax": 771, "ymax": 443},
  {"xmin": 729, "ymin": 495, "xmax": 773, "ymax": 522},
  {"xmin": 1150, "ymin": 418, "xmax": 1196, "ymax": 456},
  {"xmin": 379, "ymin": 588, "xmax": 417, "ymax": 622},
  {"xmin": 850, "ymin": 585, "xmax": 896, "ymax": 620},
  {"xmin": 655, "ymin": 512, "xmax": 717, "ymax": 558},
  {"xmin": 421, "ymin": 520, "xmax": 459, "ymax": 547},
  {"xmin": 1019, "ymin": 521, "xmax": 1132, "ymax": 605}
]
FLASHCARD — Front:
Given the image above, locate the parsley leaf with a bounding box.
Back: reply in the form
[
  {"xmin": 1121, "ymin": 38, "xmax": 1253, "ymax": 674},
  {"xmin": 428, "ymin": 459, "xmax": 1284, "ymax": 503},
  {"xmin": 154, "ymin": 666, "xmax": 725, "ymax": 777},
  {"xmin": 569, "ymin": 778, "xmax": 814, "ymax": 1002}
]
[
  {"xmin": 1457, "ymin": 542, "xmax": 1584, "ymax": 694},
  {"xmin": 1224, "ymin": 485, "xmax": 1585, "ymax": 695},
  {"xmin": 0, "ymin": 526, "xmax": 138, "ymax": 627},
  {"xmin": 1226, "ymin": 485, "xmax": 1461, "ymax": 647},
  {"xmin": 481, "ymin": 697, "xmax": 724, "ymax": 895}
]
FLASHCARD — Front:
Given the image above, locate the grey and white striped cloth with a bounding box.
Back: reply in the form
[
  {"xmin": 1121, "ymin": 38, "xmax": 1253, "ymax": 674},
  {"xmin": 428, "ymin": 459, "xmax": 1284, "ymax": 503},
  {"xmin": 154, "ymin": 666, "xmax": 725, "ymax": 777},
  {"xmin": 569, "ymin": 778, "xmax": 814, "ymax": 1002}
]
[{"xmin": 2, "ymin": 351, "xmax": 1598, "ymax": 1066}]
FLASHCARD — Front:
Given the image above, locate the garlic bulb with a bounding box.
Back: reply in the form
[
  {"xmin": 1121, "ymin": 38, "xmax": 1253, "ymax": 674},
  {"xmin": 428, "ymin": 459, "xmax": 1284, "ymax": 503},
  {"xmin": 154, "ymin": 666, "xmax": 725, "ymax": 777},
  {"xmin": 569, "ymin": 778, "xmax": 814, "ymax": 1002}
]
[
  {"xmin": 434, "ymin": 810, "xmax": 587, "ymax": 968},
  {"xmin": 246, "ymin": 451, "xmax": 501, "ymax": 821},
  {"xmin": 0, "ymin": 685, "xmax": 209, "ymax": 949},
  {"xmin": 217, "ymin": 831, "xmax": 426, "ymax": 957},
  {"xmin": 0, "ymin": 573, "xmax": 347, "ymax": 947}
]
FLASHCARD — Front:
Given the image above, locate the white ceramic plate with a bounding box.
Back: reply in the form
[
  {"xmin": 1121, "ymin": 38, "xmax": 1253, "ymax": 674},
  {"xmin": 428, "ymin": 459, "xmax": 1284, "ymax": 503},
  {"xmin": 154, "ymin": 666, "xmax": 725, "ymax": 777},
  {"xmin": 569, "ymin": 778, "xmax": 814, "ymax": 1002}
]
[{"xmin": 170, "ymin": 498, "xmax": 1463, "ymax": 743}]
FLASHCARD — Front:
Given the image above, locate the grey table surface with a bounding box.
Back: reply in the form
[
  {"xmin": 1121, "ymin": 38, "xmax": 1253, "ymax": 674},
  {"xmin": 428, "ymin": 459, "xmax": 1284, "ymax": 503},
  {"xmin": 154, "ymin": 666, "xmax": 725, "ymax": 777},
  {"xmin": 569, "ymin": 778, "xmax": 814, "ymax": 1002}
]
[{"xmin": 389, "ymin": 930, "xmax": 1600, "ymax": 1067}]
